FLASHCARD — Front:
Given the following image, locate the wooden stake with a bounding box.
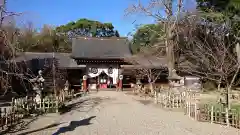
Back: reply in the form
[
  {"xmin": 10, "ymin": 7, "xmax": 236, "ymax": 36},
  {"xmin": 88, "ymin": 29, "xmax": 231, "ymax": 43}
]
[
  {"xmin": 177, "ymin": 96, "xmax": 179, "ymax": 108},
  {"xmin": 0, "ymin": 108, "xmax": 3, "ymax": 130},
  {"xmin": 48, "ymin": 100, "xmax": 50, "ymax": 112},
  {"xmin": 43, "ymin": 99, "xmax": 45, "ymax": 112},
  {"xmin": 188, "ymin": 102, "xmax": 191, "ymax": 117},
  {"xmin": 4, "ymin": 108, "xmax": 7, "ymax": 127},
  {"xmin": 225, "ymin": 108, "xmax": 229, "ymax": 127},
  {"xmin": 172, "ymin": 96, "xmax": 175, "ymax": 108},
  {"xmin": 185, "ymin": 102, "xmax": 188, "ymax": 115},
  {"xmin": 40, "ymin": 99, "xmax": 42, "ymax": 109},
  {"xmin": 56, "ymin": 99, "xmax": 59, "ymax": 113},
  {"xmin": 11, "ymin": 98, "xmax": 14, "ymax": 112},
  {"xmin": 194, "ymin": 103, "xmax": 197, "ymax": 120},
  {"xmin": 211, "ymin": 106, "xmax": 214, "ymax": 124}
]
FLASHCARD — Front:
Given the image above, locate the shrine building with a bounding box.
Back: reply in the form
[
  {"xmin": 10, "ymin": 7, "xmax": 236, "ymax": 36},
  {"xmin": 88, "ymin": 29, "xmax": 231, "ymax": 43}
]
[{"xmin": 13, "ymin": 37, "xmax": 168, "ymax": 92}]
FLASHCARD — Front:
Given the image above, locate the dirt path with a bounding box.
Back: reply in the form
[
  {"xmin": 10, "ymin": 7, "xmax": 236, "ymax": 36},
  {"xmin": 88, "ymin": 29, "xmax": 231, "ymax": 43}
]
[{"xmin": 9, "ymin": 91, "xmax": 240, "ymax": 135}]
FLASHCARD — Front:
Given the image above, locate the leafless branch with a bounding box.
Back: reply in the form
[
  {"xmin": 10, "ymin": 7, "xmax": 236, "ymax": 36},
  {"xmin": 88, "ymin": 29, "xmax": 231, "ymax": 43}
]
[
  {"xmin": 0, "ymin": 0, "xmax": 32, "ymax": 95},
  {"xmin": 176, "ymin": 15, "xmax": 240, "ymax": 108},
  {"xmin": 126, "ymin": 0, "xmax": 185, "ymax": 78}
]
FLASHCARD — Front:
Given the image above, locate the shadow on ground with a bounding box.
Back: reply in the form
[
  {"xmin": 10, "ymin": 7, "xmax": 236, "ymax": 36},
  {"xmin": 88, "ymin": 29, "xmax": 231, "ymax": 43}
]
[
  {"xmin": 59, "ymin": 97, "xmax": 114, "ymax": 114},
  {"xmin": 15, "ymin": 122, "xmax": 64, "ymax": 135},
  {"xmin": 0, "ymin": 114, "xmax": 42, "ymax": 135},
  {"xmin": 58, "ymin": 99, "xmax": 89, "ymax": 114},
  {"xmin": 136, "ymin": 99, "xmax": 152, "ymax": 105},
  {"xmin": 52, "ymin": 116, "xmax": 96, "ymax": 135}
]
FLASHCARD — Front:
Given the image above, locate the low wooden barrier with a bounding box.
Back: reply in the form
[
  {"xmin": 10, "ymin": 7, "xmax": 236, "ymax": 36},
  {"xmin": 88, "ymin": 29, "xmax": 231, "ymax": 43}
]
[{"xmin": 196, "ymin": 104, "xmax": 240, "ymax": 128}]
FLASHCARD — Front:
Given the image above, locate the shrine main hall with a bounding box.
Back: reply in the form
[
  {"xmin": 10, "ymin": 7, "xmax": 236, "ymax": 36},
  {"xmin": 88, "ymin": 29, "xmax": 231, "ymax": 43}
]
[{"xmin": 14, "ymin": 37, "xmax": 168, "ymax": 90}]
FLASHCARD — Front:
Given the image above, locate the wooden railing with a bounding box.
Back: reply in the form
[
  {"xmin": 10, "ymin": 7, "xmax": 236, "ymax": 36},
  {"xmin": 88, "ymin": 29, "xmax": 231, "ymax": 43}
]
[
  {"xmin": 155, "ymin": 90, "xmax": 240, "ymax": 129},
  {"xmin": 196, "ymin": 104, "xmax": 240, "ymax": 128},
  {"xmin": 0, "ymin": 107, "xmax": 23, "ymax": 131},
  {"xmin": 0, "ymin": 90, "xmax": 84, "ymax": 133}
]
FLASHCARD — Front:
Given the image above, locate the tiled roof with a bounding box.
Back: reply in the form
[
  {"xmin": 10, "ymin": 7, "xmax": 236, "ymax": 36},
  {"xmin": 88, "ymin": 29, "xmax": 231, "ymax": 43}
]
[
  {"xmin": 12, "ymin": 52, "xmax": 80, "ymax": 68},
  {"xmin": 71, "ymin": 37, "xmax": 132, "ymax": 59},
  {"xmin": 123, "ymin": 55, "xmax": 168, "ymax": 69}
]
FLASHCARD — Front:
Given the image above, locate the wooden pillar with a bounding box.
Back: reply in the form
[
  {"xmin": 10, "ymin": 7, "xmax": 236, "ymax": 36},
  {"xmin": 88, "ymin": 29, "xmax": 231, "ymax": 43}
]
[
  {"xmin": 118, "ymin": 75, "xmax": 123, "ymax": 90},
  {"xmin": 83, "ymin": 75, "xmax": 87, "ymax": 92}
]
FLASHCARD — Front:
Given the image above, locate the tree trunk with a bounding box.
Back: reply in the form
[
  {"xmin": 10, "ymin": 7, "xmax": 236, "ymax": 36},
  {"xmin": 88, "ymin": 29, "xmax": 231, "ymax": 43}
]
[
  {"xmin": 226, "ymin": 87, "xmax": 230, "ymax": 109},
  {"xmin": 217, "ymin": 83, "xmax": 221, "ymax": 91},
  {"xmin": 217, "ymin": 77, "xmax": 222, "ymax": 91},
  {"xmin": 165, "ymin": 21, "xmax": 176, "ymax": 79},
  {"xmin": 166, "ymin": 36, "xmax": 175, "ymax": 78},
  {"xmin": 149, "ymin": 82, "xmax": 154, "ymax": 94}
]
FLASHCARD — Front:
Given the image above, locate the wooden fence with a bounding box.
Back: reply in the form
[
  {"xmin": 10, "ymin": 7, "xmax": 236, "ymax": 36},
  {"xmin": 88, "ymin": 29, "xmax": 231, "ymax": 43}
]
[
  {"xmin": 0, "ymin": 96, "xmax": 60, "ymax": 132},
  {"xmin": 0, "ymin": 90, "xmax": 84, "ymax": 132},
  {"xmin": 155, "ymin": 90, "xmax": 198, "ymax": 109},
  {"xmin": 196, "ymin": 104, "xmax": 240, "ymax": 128},
  {"xmin": 12, "ymin": 96, "xmax": 60, "ymax": 114},
  {"xmin": 0, "ymin": 107, "xmax": 23, "ymax": 131},
  {"xmin": 155, "ymin": 90, "xmax": 240, "ymax": 129},
  {"xmin": 156, "ymin": 92, "xmax": 185, "ymax": 108}
]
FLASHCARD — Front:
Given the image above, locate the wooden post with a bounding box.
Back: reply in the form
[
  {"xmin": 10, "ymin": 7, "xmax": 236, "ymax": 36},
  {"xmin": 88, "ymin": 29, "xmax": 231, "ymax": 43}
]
[
  {"xmin": 40, "ymin": 98, "xmax": 42, "ymax": 110},
  {"xmin": 21, "ymin": 99, "xmax": 24, "ymax": 109},
  {"xmin": 176, "ymin": 96, "xmax": 179, "ymax": 108},
  {"xmin": 164, "ymin": 95, "xmax": 167, "ymax": 108},
  {"xmin": 43, "ymin": 99, "xmax": 45, "ymax": 112},
  {"xmin": 4, "ymin": 108, "xmax": 7, "ymax": 127},
  {"xmin": 188, "ymin": 102, "xmax": 191, "ymax": 117},
  {"xmin": 9, "ymin": 110, "xmax": 12, "ymax": 127},
  {"xmin": 180, "ymin": 93, "xmax": 182, "ymax": 108},
  {"xmin": 0, "ymin": 108, "xmax": 2, "ymax": 130},
  {"xmin": 169, "ymin": 94, "xmax": 171, "ymax": 108},
  {"xmin": 11, "ymin": 98, "xmax": 14, "ymax": 112},
  {"xmin": 48, "ymin": 100, "xmax": 50, "ymax": 112},
  {"xmin": 26, "ymin": 102, "xmax": 29, "ymax": 113},
  {"xmin": 25, "ymin": 96, "xmax": 28, "ymax": 111},
  {"xmin": 56, "ymin": 99, "xmax": 59, "ymax": 113},
  {"xmin": 185, "ymin": 102, "xmax": 188, "ymax": 115},
  {"xmin": 238, "ymin": 112, "xmax": 240, "ymax": 128},
  {"xmin": 225, "ymin": 108, "xmax": 229, "ymax": 127},
  {"xmin": 172, "ymin": 96, "xmax": 175, "ymax": 108},
  {"xmin": 159, "ymin": 94, "xmax": 164, "ymax": 107},
  {"xmin": 194, "ymin": 103, "xmax": 197, "ymax": 120},
  {"xmin": 211, "ymin": 106, "xmax": 214, "ymax": 124},
  {"xmin": 14, "ymin": 99, "xmax": 17, "ymax": 111},
  {"xmin": 34, "ymin": 99, "xmax": 37, "ymax": 110},
  {"xmin": 154, "ymin": 91, "xmax": 158, "ymax": 104},
  {"xmin": 12, "ymin": 109, "xmax": 15, "ymax": 125}
]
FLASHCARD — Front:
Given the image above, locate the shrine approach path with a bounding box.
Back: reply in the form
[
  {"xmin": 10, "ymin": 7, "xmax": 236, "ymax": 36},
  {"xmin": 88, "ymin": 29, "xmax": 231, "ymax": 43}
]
[{"xmin": 12, "ymin": 91, "xmax": 240, "ymax": 135}]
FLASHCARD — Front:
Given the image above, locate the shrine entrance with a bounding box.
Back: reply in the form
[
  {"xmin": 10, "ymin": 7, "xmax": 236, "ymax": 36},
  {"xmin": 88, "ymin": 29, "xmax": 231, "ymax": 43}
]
[
  {"xmin": 98, "ymin": 72, "xmax": 113, "ymax": 89},
  {"xmin": 87, "ymin": 67, "xmax": 118, "ymax": 90}
]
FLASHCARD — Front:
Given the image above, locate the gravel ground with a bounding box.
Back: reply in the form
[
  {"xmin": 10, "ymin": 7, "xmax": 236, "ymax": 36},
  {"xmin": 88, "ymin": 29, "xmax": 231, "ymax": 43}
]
[{"xmin": 9, "ymin": 91, "xmax": 240, "ymax": 135}]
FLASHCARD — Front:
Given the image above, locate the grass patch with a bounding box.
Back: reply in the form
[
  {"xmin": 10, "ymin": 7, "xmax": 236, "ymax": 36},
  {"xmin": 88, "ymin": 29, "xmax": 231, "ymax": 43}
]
[{"xmin": 199, "ymin": 100, "xmax": 240, "ymax": 112}]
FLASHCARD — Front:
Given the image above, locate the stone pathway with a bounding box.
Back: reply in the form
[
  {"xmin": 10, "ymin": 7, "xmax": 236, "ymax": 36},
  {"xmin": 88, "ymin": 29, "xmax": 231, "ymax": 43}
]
[{"xmin": 9, "ymin": 91, "xmax": 240, "ymax": 135}]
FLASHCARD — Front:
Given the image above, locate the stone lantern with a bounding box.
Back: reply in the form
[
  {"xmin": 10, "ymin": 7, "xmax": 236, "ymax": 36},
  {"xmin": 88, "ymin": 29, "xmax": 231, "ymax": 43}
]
[{"xmin": 30, "ymin": 70, "xmax": 45, "ymax": 103}]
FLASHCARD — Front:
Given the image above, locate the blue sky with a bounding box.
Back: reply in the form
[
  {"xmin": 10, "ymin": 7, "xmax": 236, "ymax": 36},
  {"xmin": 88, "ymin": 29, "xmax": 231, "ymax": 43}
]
[{"xmin": 7, "ymin": 0, "xmax": 196, "ymax": 37}]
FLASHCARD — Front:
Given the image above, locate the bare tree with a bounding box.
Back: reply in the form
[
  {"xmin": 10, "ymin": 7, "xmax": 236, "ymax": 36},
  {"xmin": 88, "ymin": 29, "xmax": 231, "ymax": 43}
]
[
  {"xmin": 125, "ymin": 0, "xmax": 184, "ymax": 79},
  {"xmin": 0, "ymin": 0, "xmax": 30, "ymax": 96},
  {"xmin": 177, "ymin": 17, "xmax": 240, "ymax": 109},
  {"xmin": 125, "ymin": 54, "xmax": 167, "ymax": 94}
]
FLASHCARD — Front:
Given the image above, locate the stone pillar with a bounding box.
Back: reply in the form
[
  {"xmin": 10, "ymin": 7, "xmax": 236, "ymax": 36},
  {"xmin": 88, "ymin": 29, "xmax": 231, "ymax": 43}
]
[
  {"xmin": 118, "ymin": 75, "xmax": 123, "ymax": 91},
  {"xmin": 83, "ymin": 75, "xmax": 88, "ymax": 92}
]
